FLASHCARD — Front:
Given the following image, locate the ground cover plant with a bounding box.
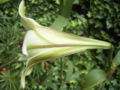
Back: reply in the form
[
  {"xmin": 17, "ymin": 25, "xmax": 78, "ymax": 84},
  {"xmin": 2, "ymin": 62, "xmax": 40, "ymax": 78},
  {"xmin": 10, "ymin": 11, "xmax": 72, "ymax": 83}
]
[{"xmin": 0, "ymin": 0, "xmax": 120, "ymax": 90}]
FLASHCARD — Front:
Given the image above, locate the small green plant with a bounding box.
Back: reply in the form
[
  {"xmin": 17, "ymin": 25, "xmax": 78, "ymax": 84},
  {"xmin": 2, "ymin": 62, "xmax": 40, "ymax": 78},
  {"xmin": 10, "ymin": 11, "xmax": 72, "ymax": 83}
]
[{"xmin": 0, "ymin": 71, "xmax": 20, "ymax": 90}]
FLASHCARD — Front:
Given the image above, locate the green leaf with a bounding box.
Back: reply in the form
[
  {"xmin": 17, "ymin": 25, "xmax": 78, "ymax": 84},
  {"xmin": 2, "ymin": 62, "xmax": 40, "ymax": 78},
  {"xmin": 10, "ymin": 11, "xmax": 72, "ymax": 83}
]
[
  {"xmin": 81, "ymin": 69, "xmax": 107, "ymax": 90},
  {"xmin": 50, "ymin": 15, "xmax": 69, "ymax": 31},
  {"xmin": 66, "ymin": 61, "xmax": 74, "ymax": 81},
  {"xmin": 0, "ymin": 0, "xmax": 10, "ymax": 4},
  {"xmin": 113, "ymin": 50, "xmax": 120, "ymax": 66},
  {"xmin": 51, "ymin": 0, "xmax": 73, "ymax": 31}
]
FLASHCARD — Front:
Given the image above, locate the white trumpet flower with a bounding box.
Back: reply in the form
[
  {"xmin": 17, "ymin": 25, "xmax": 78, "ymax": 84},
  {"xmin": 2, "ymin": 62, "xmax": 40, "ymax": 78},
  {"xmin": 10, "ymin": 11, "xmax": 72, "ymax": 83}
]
[{"xmin": 19, "ymin": 0, "xmax": 112, "ymax": 88}]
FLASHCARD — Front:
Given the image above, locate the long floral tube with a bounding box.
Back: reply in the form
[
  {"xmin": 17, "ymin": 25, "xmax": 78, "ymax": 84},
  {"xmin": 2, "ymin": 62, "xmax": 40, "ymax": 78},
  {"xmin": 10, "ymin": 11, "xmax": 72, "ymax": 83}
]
[{"xmin": 19, "ymin": 0, "xmax": 112, "ymax": 89}]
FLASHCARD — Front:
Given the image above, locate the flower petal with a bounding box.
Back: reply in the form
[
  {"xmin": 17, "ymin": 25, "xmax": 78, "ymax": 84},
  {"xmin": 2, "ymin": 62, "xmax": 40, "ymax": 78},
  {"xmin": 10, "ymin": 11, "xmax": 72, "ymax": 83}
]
[
  {"xmin": 19, "ymin": 0, "xmax": 40, "ymax": 30},
  {"xmin": 19, "ymin": 0, "xmax": 112, "ymax": 89}
]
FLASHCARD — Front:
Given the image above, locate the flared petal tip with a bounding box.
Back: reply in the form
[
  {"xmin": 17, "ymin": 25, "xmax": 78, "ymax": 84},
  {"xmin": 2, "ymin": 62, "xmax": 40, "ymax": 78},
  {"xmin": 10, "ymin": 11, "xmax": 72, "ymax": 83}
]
[
  {"xmin": 21, "ymin": 71, "xmax": 26, "ymax": 89},
  {"xmin": 19, "ymin": 0, "xmax": 25, "ymax": 17}
]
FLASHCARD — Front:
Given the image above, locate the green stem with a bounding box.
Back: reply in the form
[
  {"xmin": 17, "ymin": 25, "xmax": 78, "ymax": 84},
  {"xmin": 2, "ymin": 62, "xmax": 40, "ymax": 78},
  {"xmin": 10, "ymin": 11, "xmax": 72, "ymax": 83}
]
[
  {"xmin": 60, "ymin": 58, "xmax": 63, "ymax": 86},
  {"xmin": 59, "ymin": 0, "xmax": 63, "ymax": 13},
  {"xmin": 107, "ymin": 45, "xmax": 116, "ymax": 78},
  {"xmin": 109, "ymin": 45, "xmax": 114, "ymax": 62},
  {"xmin": 107, "ymin": 61, "xmax": 117, "ymax": 78}
]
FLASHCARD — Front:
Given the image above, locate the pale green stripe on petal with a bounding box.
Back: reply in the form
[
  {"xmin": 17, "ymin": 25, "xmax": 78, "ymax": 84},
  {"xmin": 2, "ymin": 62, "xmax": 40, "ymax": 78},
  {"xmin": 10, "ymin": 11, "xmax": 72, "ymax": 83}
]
[
  {"xmin": 22, "ymin": 30, "xmax": 51, "ymax": 55},
  {"xmin": 26, "ymin": 45, "xmax": 107, "ymax": 66},
  {"xmin": 35, "ymin": 26, "xmax": 111, "ymax": 49}
]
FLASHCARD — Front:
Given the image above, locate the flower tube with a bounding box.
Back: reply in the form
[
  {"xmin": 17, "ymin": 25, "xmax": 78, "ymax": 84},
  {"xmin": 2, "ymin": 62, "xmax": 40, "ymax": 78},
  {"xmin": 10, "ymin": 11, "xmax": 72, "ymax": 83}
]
[{"xmin": 19, "ymin": 0, "xmax": 112, "ymax": 88}]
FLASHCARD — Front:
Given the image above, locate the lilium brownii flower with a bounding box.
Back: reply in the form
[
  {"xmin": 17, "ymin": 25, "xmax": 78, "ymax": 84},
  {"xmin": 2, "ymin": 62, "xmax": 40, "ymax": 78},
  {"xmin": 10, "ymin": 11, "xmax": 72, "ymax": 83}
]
[{"xmin": 19, "ymin": 0, "xmax": 112, "ymax": 88}]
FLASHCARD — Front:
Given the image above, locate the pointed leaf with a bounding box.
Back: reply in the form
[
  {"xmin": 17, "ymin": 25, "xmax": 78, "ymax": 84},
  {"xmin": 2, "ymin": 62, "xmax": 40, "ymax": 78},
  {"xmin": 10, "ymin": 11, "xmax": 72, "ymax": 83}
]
[
  {"xmin": 50, "ymin": 15, "xmax": 69, "ymax": 31},
  {"xmin": 81, "ymin": 69, "xmax": 107, "ymax": 90},
  {"xmin": 113, "ymin": 50, "xmax": 120, "ymax": 66}
]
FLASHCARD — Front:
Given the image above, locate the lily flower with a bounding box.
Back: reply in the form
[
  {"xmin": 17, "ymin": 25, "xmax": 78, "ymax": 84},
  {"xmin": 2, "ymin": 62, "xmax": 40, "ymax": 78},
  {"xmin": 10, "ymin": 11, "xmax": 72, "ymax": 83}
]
[{"xmin": 19, "ymin": 0, "xmax": 112, "ymax": 88}]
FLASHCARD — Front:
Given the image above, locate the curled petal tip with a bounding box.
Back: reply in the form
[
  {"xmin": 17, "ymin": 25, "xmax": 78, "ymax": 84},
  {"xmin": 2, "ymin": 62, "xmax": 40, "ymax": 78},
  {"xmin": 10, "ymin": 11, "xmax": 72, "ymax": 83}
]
[
  {"xmin": 19, "ymin": 0, "xmax": 40, "ymax": 30},
  {"xmin": 19, "ymin": 0, "xmax": 25, "ymax": 17}
]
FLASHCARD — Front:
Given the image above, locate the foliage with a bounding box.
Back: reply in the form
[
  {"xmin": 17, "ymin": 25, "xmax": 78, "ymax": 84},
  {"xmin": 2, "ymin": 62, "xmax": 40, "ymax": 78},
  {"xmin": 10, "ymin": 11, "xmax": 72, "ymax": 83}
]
[
  {"xmin": 0, "ymin": 0, "xmax": 120, "ymax": 90},
  {"xmin": 0, "ymin": 0, "xmax": 11, "ymax": 4},
  {"xmin": 0, "ymin": 71, "xmax": 20, "ymax": 90}
]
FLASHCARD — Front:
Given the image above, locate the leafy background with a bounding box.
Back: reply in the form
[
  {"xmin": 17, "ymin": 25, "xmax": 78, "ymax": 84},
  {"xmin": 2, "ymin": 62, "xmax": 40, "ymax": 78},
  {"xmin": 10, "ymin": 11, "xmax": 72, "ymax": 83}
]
[{"xmin": 0, "ymin": 0, "xmax": 120, "ymax": 90}]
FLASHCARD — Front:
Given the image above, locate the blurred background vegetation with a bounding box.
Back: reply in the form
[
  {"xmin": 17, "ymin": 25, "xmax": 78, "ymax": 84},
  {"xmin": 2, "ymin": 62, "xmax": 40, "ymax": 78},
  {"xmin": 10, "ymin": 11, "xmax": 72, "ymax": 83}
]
[{"xmin": 0, "ymin": 0, "xmax": 120, "ymax": 90}]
